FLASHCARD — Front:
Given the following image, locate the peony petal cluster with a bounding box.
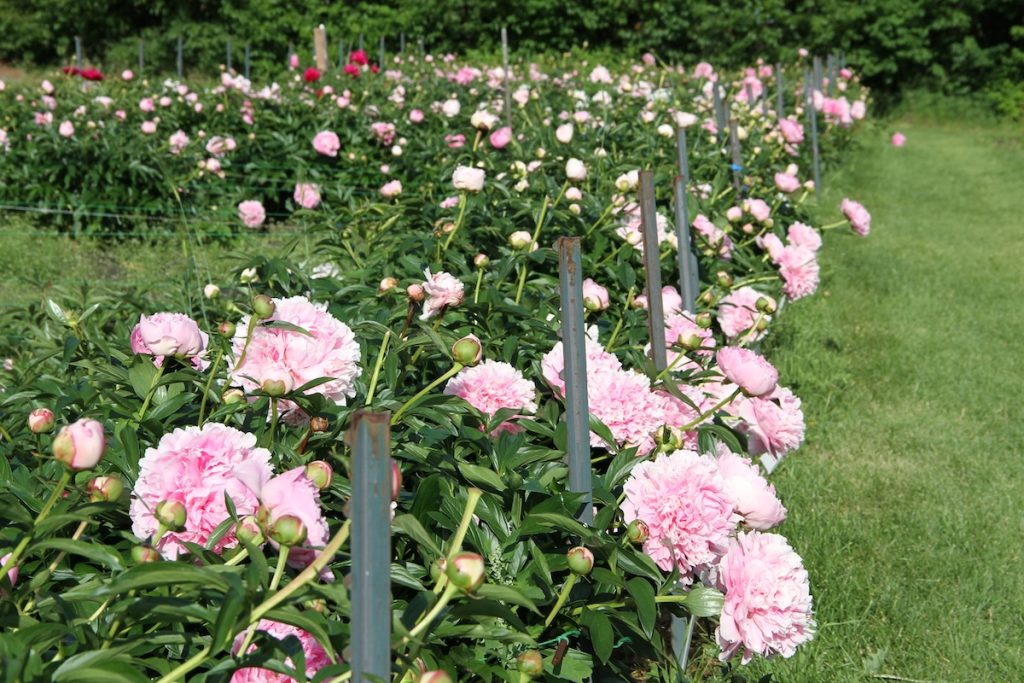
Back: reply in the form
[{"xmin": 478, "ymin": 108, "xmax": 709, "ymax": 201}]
[
  {"xmin": 420, "ymin": 269, "xmax": 464, "ymax": 320},
  {"xmin": 736, "ymin": 386, "xmax": 806, "ymax": 461},
  {"xmin": 717, "ymin": 287, "xmax": 774, "ymax": 342},
  {"xmin": 130, "ymin": 423, "xmax": 272, "ymax": 559},
  {"xmin": 716, "ymin": 447, "xmax": 787, "ymax": 530},
  {"xmin": 444, "ymin": 360, "xmax": 538, "ymax": 434},
  {"xmin": 716, "ymin": 531, "xmax": 815, "ymax": 664},
  {"xmin": 131, "ymin": 312, "xmax": 207, "ymax": 359},
  {"xmin": 238, "ymin": 200, "xmax": 266, "ymax": 228},
  {"xmin": 293, "ymin": 183, "xmax": 321, "ymax": 209},
  {"xmin": 840, "ymin": 198, "xmax": 871, "ymax": 236},
  {"xmin": 231, "ymin": 619, "xmax": 332, "ymax": 682},
  {"xmin": 231, "ymin": 296, "xmax": 362, "ymax": 416},
  {"xmin": 716, "ymin": 347, "xmax": 778, "ymax": 397},
  {"xmin": 777, "ymin": 245, "xmax": 820, "ymax": 300},
  {"xmin": 312, "ymin": 130, "xmax": 340, "ymax": 157},
  {"xmin": 622, "ymin": 449, "xmax": 737, "ymax": 580}
]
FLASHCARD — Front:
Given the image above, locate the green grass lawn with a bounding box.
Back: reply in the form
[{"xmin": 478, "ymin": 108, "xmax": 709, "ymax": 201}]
[{"xmin": 750, "ymin": 115, "xmax": 1024, "ymax": 681}]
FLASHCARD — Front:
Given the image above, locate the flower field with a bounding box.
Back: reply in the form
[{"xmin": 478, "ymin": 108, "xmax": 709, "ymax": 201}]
[{"xmin": 0, "ymin": 49, "xmax": 873, "ymax": 682}]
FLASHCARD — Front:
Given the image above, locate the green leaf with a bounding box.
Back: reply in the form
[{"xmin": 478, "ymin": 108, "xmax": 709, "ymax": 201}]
[
  {"xmin": 392, "ymin": 514, "xmax": 442, "ymax": 557},
  {"xmin": 626, "ymin": 577, "xmax": 656, "ymax": 638},
  {"xmin": 211, "ymin": 578, "xmax": 247, "ymax": 652},
  {"xmin": 582, "ymin": 610, "xmax": 614, "ymax": 664},
  {"xmin": 261, "ymin": 320, "xmax": 312, "ymax": 336},
  {"xmin": 97, "ymin": 562, "xmax": 231, "ymax": 596},
  {"xmin": 128, "ymin": 358, "xmax": 158, "ymax": 400},
  {"xmin": 46, "ymin": 299, "xmax": 69, "ymax": 325},
  {"xmin": 548, "ymin": 648, "xmax": 592, "ymax": 683},
  {"xmin": 30, "ymin": 538, "xmax": 123, "ymax": 571},
  {"xmin": 54, "ymin": 656, "xmax": 150, "ymax": 683},
  {"xmin": 475, "ymin": 583, "xmax": 541, "ymax": 614},
  {"xmin": 458, "ymin": 463, "xmax": 507, "ymax": 492}
]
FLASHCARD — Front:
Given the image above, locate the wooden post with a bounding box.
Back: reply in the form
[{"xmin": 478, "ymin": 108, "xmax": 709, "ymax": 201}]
[
  {"xmin": 728, "ymin": 119, "xmax": 743, "ymax": 196},
  {"xmin": 673, "ymin": 129, "xmax": 699, "ymax": 312},
  {"xmin": 74, "ymin": 36, "xmax": 83, "ymax": 69},
  {"xmin": 138, "ymin": 40, "xmax": 144, "ymax": 73},
  {"xmin": 639, "ymin": 171, "xmax": 668, "ymax": 372},
  {"xmin": 176, "ymin": 36, "xmax": 183, "ymax": 78},
  {"xmin": 226, "ymin": 39, "xmax": 232, "ymax": 72},
  {"xmin": 775, "ymin": 63, "xmax": 784, "ymax": 118},
  {"xmin": 349, "ymin": 410, "xmax": 392, "ymax": 683},
  {"xmin": 314, "ymin": 25, "xmax": 328, "ymax": 71},
  {"xmin": 501, "ymin": 27, "xmax": 512, "ymax": 130},
  {"xmin": 244, "ymin": 44, "xmax": 251, "ymax": 80},
  {"xmin": 557, "ymin": 237, "xmax": 593, "ymax": 525}
]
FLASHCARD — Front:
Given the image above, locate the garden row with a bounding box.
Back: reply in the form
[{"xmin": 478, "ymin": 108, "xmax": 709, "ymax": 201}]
[{"xmin": 0, "ymin": 51, "xmax": 872, "ymax": 682}]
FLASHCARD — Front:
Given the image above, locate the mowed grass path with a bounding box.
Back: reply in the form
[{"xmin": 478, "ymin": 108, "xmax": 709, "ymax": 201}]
[{"xmin": 749, "ymin": 116, "xmax": 1024, "ymax": 681}]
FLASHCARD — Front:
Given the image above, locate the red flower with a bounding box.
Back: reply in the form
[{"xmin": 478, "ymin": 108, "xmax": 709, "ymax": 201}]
[
  {"xmin": 62, "ymin": 65, "xmax": 80, "ymax": 75},
  {"xmin": 343, "ymin": 64, "xmax": 360, "ymax": 77},
  {"xmin": 348, "ymin": 49, "xmax": 368, "ymax": 66},
  {"xmin": 370, "ymin": 64, "xmax": 380, "ymax": 74},
  {"xmin": 303, "ymin": 67, "xmax": 321, "ymax": 83},
  {"xmin": 80, "ymin": 68, "xmax": 104, "ymax": 81}
]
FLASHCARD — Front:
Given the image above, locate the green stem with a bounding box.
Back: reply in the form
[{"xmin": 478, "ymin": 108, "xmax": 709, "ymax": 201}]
[
  {"xmin": 364, "ymin": 330, "xmax": 391, "ymax": 406},
  {"xmin": 224, "ymin": 548, "xmax": 249, "ymax": 566},
  {"xmin": 232, "ymin": 314, "xmax": 259, "ymax": 373},
  {"xmin": 408, "ymin": 583, "xmax": 459, "ymax": 640},
  {"xmin": 197, "ymin": 349, "xmax": 224, "ymax": 427},
  {"xmin": 544, "ymin": 573, "xmax": 578, "ymax": 626},
  {"xmin": 267, "ymin": 400, "xmax": 279, "ymax": 448},
  {"xmin": 268, "ymin": 547, "xmax": 289, "ymax": 592},
  {"xmin": 1, "ymin": 469, "xmax": 71, "ymax": 579},
  {"xmin": 154, "ymin": 646, "xmax": 210, "ymax": 683},
  {"xmin": 585, "ymin": 202, "xmax": 615, "ymax": 237},
  {"xmin": 391, "ymin": 363, "xmax": 464, "ymax": 425},
  {"xmin": 678, "ymin": 614, "xmax": 697, "ymax": 674},
  {"xmin": 432, "ymin": 487, "xmax": 483, "ymax": 595},
  {"xmin": 135, "ymin": 362, "xmax": 166, "ymax": 423},
  {"xmin": 820, "ymin": 219, "xmax": 847, "ymax": 230},
  {"xmin": 473, "ymin": 268, "xmax": 484, "ymax": 304},
  {"xmin": 514, "ymin": 195, "xmax": 552, "ymax": 305},
  {"xmin": 677, "ymin": 388, "xmax": 742, "ymax": 432},
  {"xmin": 441, "ymin": 193, "xmax": 469, "ymax": 251}
]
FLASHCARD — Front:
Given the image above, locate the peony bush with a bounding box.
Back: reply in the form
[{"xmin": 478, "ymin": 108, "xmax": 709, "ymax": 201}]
[{"xmin": 0, "ymin": 50, "xmax": 873, "ymax": 681}]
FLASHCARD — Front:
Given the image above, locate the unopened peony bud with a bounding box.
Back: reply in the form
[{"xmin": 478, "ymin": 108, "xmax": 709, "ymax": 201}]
[
  {"xmin": 305, "ymin": 461, "xmax": 333, "ymax": 490},
  {"xmin": 508, "ymin": 231, "xmax": 533, "ymax": 250},
  {"xmin": 309, "ymin": 416, "xmax": 329, "ymax": 433},
  {"xmin": 678, "ymin": 332, "xmax": 703, "ymax": 351},
  {"xmin": 218, "ymin": 321, "xmax": 236, "ymax": 337},
  {"xmin": 716, "ymin": 271, "xmax": 733, "ymax": 288},
  {"xmin": 252, "ymin": 294, "xmax": 275, "ymax": 319},
  {"xmin": 236, "ymin": 515, "xmax": 265, "ymax": 545},
  {"xmin": 566, "ymin": 546, "xmax": 594, "ymax": 576},
  {"xmin": 52, "ymin": 418, "xmax": 106, "ymax": 471},
  {"xmin": 474, "ymin": 253, "xmax": 490, "ymax": 268},
  {"xmin": 261, "ymin": 371, "xmax": 293, "ymax": 397},
  {"xmin": 701, "ymin": 290, "xmax": 716, "ymax": 305},
  {"xmin": 132, "ymin": 546, "xmax": 161, "ymax": 564},
  {"xmin": 270, "ymin": 514, "xmax": 308, "ymax": 546},
  {"xmin": 28, "ymin": 408, "xmax": 55, "ymax": 433},
  {"xmin": 742, "ymin": 222, "xmax": 755, "ymax": 235},
  {"xmin": 755, "ymin": 297, "xmax": 776, "ymax": 314},
  {"xmin": 569, "ymin": 203, "xmax": 581, "ymax": 215},
  {"xmin": 155, "ymin": 500, "xmax": 187, "ymax": 531},
  {"xmin": 204, "ymin": 284, "xmax": 221, "ymax": 299},
  {"xmin": 517, "ymin": 650, "xmax": 544, "ymax": 677},
  {"xmin": 391, "ymin": 459, "xmax": 402, "ymax": 501},
  {"xmin": 430, "ymin": 557, "xmax": 447, "ymax": 582},
  {"xmin": 379, "ymin": 277, "xmax": 399, "ymax": 293},
  {"xmin": 756, "ymin": 318, "xmax": 768, "ymax": 332},
  {"xmin": 87, "ymin": 475, "xmax": 123, "ymax": 503},
  {"xmin": 452, "ymin": 334, "xmax": 482, "ymax": 366},
  {"xmin": 695, "ymin": 312, "xmax": 713, "ymax": 329},
  {"xmin": 223, "ymin": 388, "xmax": 245, "ymax": 404},
  {"xmin": 627, "ymin": 519, "xmax": 650, "ymax": 544},
  {"xmin": 407, "ymin": 283, "xmax": 425, "ymax": 302},
  {"xmin": 446, "ymin": 552, "xmax": 486, "ymax": 592},
  {"xmin": 418, "ymin": 671, "xmax": 453, "ymax": 683}
]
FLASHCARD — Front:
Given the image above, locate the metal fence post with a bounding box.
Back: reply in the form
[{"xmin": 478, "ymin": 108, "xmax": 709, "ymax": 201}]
[
  {"xmin": 138, "ymin": 40, "xmax": 144, "ymax": 73},
  {"xmin": 673, "ymin": 129, "xmax": 699, "ymax": 312},
  {"xmin": 176, "ymin": 36, "xmax": 183, "ymax": 79},
  {"xmin": 728, "ymin": 119, "xmax": 743, "ymax": 196},
  {"xmin": 807, "ymin": 67, "xmax": 822, "ymax": 198},
  {"xmin": 775, "ymin": 63, "xmax": 784, "ymax": 118},
  {"xmin": 557, "ymin": 237, "xmax": 592, "ymax": 525},
  {"xmin": 349, "ymin": 410, "xmax": 392, "ymax": 683},
  {"xmin": 639, "ymin": 171, "xmax": 668, "ymax": 372},
  {"xmin": 501, "ymin": 27, "xmax": 513, "ymax": 130},
  {"xmin": 226, "ymin": 39, "xmax": 232, "ymax": 72},
  {"xmin": 379, "ymin": 36, "xmax": 385, "ymax": 67},
  {"xmin": 244, "ymin": 44, "xmax": 251, "ymax": 80}
]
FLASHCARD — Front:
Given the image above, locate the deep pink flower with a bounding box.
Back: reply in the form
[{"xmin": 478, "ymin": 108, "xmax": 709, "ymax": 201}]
[
  {"xmin": 444, "ymin": 360, "xmax": 537, "ymax": 433},
  {"xmin": 489, "ymin": 126, "xmax": 513, "ymax": 149},
  {"xmin": 716, "ymin": 531, "xmax": 815, "ymax": 663},
  {"xmin": 232, "ymin": 619, "xmax": 332, "ymax": 682},
  {"xmin": 891, "ymin": 132, "xmax": 906, "ymax": 147},
  {"xmin": 349, "ymin": 49, "xmax": 369, "ymax": 66},
  {"xmin": 303, "ymin": 67, "xmax": 321, "ymax": 83},
  {"xmin": 130, "ymin": 424, "xmax": 272, "ymax": 559},
  {"xmin": 622, "ymin": 449, "xmax": 737, "ymax": 579},
  {"xmin": 445, "ymin": 133, "xmax": 466, "ymax": 149}
]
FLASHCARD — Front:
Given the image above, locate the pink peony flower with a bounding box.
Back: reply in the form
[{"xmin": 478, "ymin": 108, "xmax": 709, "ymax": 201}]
[
  {"xmin": 693, "ymin": 62, "xmax": 715, "ymax": 79},
  {"xmin": 169, "ymin": 130, "xmax": 190, "ymax": 154},
  {"xmin": 774, "ymin": 172, "xmax": 801, "ymax": 194},
  {"xmin": 206, "ymin": 136, "xmax": 236, "ymax": 157},
  {"xmin": 891, "ymin": 132, "xmax": 906, "ymax": 147},
  {"xmin": 452, "ymin": 165, "xmax": 485, "ymax": 192},
  {"xmin": 131, "ymin": 312, "xmax": 207, "ymax": 359},
  {"xmin": 840, "ymin": 198, "xmax": 871, "ymax": 236},
  {"xmin": 419, "ymin": 269, "xmax": 464, "ymax": 320},
  {"xmin": 716, "ymin": 347, "xmax": 778, "ymax": 397},
  {"xmin": 778, "ymin": 118, "xmax": 804, "ymax": 145},
  {"xmin": 758, "ymin": 232, "xmax": 786, "ymax": 262},
  {"xmin": 139, "ymin": 97, "xmax": 155, "ymax": 112},
  {"xmin": 58, "ymin": 121, "xmax": 74, "ymax": 138},
  {"xmin": 238, "ymin": 200, "xmax": 266, "ymax": 228},
  {"xmin": 1, "ymin": 552, "xmax": 17, "ymax": 587},
  {"xmin": 232, "ymin": 619, "xmax": 332, "ymax": 682},
  {"xmin": 586, "ymin": 369, "xmax": 666, "ymax": 452},
  {"xmin": 408, "ymin": 108, "xmax": 424, "ymax": 123},
  {"xmin": 312, "ymin": 130, "xmax": 340, "ymax": 157},
  {"xmin": 541, "ymin": 338, "xmax": 622, "ymax": 398},
  {"xmin": 634, "ymin": 285, "xmax": 684, "ymax": 315},
  {"xmin": 786, "ymin": 222, "xmax": 821, "ymax": 252},
  {"xmin": 489, "ymin": 125, "xmax": 513, "ymax": 149},
  {"xmin": 716, "ymin": 531, "xmax": 815, "ymax": 663},
  {"xmin": 444, "ymin": 360, "xmax": 538, "ymax": 434},
  {"xmin": 52, "ymin": 418, "xmax": 106, "ymax": 471},
  {"xmin": 716, "ymin": 448, "xmax": 786, "ymax": 530},
  {"xmin": 717, "ymin": 287, "xmax": 774, "ymax": 341},
  {"xmin": 736, "ymin": 386, "xmax": 805, "ymax": 460},
  {"xmin": 130, "ymin": 424, "xmax": 272, "ymax": 559},
  {"xmin": 380, "ymin": 179, "xmax": 403, "ymax": 198},
  {"xmin": 231, "ymin": 296, "xmax": 361, "ymax": 417},
  {"xmin": 622, "ymin": 449, "xmax": 737, "ymax": 579},
  {"xmin": 777, "ymin": 246, "xmax": 820, "ymax": 300},
  {"xmin": 293, "ymin": 183, "xmax": 321, "ymax": 210},
  {"xmin": 581, "ymin": 278, "xmax": 610, "ymax": 311},
  {"xmin": 744, "ymin": 199, "xmax": 772, "ymax": 223},
  {"xmin": 662, "ymin": 312, "xmax": 716, "ymax": 369},
  {"xmin": 445, "ymin": 133, "xmax": 466, "ymax": 148},
  {"xmin": 370, "ymin": 121, "xmax": 396, "ymax": 145}
]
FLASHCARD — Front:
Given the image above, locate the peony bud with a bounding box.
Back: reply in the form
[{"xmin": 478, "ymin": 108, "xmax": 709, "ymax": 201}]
[
  {"xmin": 452, "ymin": 334, "xmax": 482, "ymax": 366},
  {"xmin": 565, "ymin": 158, "xmax": 587, "ymax": 181},
  {"xmin": 716, "ymin": 271, "xmax": 733, "ymax": 288},
  {"xmin": 204, "ymin": 284, "xmax": 221, "ymax": 299},
  {"xmin": 391, "ymin": 459, "xmax": 402, "ymax": 501},
  {"xmin": 270, "ymin": 514, "xmax": 308, "ymax": 546},
  {"xmin": 695, "ymin": 312, "xmax": 713, "ymax": 329},
  {"xmin": 28, "ymin": 408, "xmax": 55, "ymax": 433},
  {"xmin": 87, "ymin": 475, "xmax": 123, "ymax": 503},
  {"xmin": 52, "ymin": 418, "xmax": 106, "ymax": 471},
  {"xmin": 261, "ymin": 370, "xmax": 293, "ymax": 397},
  {"xmin": 755, "ymin": 296, "xmax": 776, "ymax": 314},
  {"xmin": 508, "ymin": 231, "xmax": 533, "ymax": 250},
  {"xmin": 517, "ymin": 650, "xmax": 544, "ymax": 677},
  {"xmin": 407, "ymin": 283, "xmax": 425, "ymax": 302},
  {"xmin": 474, "ymin": 253, "xmax": 490, "ymax": 269},
  {"xmin": 418, "ymin": 672, "xmax": 453, "ymax": 683},
  {"xmin": 155, "ymin": 500, "xmax": 187, "ymax": 530},
  {"xmin": 309, "ymin": 416, "xmax": 329, "ymax": 433},
  {"xmin": 252, "ymin": 294, "xmax": 275, "ymax": 319},
  {"xmin": 430, "ymin": 557, "xmax": 446, "ymax": 582},
  {"xmin": 223, "ymin": 388, "xmax": 245, "ymax": 404},
  {"xmin": 566, "ymin": 546, "xmax": 594, "ymax": 576},
  {"xmin": 446, "ymin": 552, "xmax": 485, "ymax": 592},
  {"xmin": 236, "ymin": 515, "xmax": 265, "ymax": 545},
  {"xmin": 131, "ymin": 546, "xmax": 161, "ymax": 564},
  {"xmin": 626, "ymin": 519, "xmax": 650, "ymax": 544},
  {"xmin": 379, "ymin": 277, "xmax": 398, "ymax": 293},
  {"xmin": 218, "ymin": 321, "xmax": 236, "ymax": 337},
  {"xmin": 305, "ymin": 461, "xmax": 333, "ymax": 490}
]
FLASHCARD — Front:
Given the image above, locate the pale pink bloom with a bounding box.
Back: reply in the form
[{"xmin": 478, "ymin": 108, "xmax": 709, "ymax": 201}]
[
  {"xmin": 408, "ymin": 108, "xmax": 424, "ymax": 123},
  {"xmin": 169, "ymin": 130, "xmax": 190, "ymax": 154},
  {"xmin": 206, "ymin": 135, "xmax": 237, "ymax": 157},
  {"xmin": 758, "ymin": 233, "xmax": 785, "ymax": 262},
  {"xmin": 840, "ymin": 198, "xmax": 871, "ymax": 236},
  {"xmin": 131, "ymin": 312, "xmax": 207, "ymax": 359},
  {"xmin": 444, "ymin": 360, "xmax": 538, "ymax": 434},
  {"xmin": 774, "ymin": 172, "xmax": 800, "ymax": 194},
  {"xmin": 634, "ymin": 285, "xmax": 683, "ymax": 316},
  {"xmin": 130, "ymin": 424, "xmax": 272, "ymax": 559},
  {"xmin": 370, "ymin": 121, "xmax": 396, "ymax": 145},
  {"xmin": 851, "ymin": 100, "xmax": 866, "ymax": 120},
  {"xmin": 139, "ymin": 97, "xmax": 155, "ymax": 112},
  {"xmin": 786, "ymin": 223, "xmax": 821, "ymax": 252},
  {"xmin": 380, "ymin": 179, "xmax": 403, "ymax": 197},
  {"xmin": 589, "ymin": 65, "xmax": 613, "ymax": 84},
  {"xmin": 587, "ymin": 369, "xmax": 666, "ymax": 452},
  {"xmin": 541, "ymin": 338, "xmax": 622, "ymax": 398},
  {"xmin": 745, "ymin": 198, "xmax": 771, "ymax": 223},
  {"xmin": 661, "ymin": 312, "xmax": 716, "ymax": 369},
  {"xmin": 238, "ymin": 200, "xmax": 266, "ymax": 228},
  {"xmin": 622, "ymin": 449, "xmax": 737, "ymax": 579},
  {"xmin": 115, "ymin": 110, "xmax": 126, "ymax": 120},
  {"xmin": 641, "ymin": 52, "xmax": 656, "ymax": 66},
  {"xmin": 231, "ymin": 619, "xmax": 331, "ymax": 682},
  {"xmin": 736, "ymin": 386, "xmax": 805, "ymax": 459},
  {"xmin": 691, "ymin": 214, "xmax": 729, "ymax": 253},
  {"xmin": 140, "ymin": 120, "xmax": 157, "ymax": 135},
  {"xmin": 419, "ymin": 269, "xmax": 464, "ymax": 320},
  {"xmin": 777, "ymin": 245, "xmax": 820, "ymax": 300},
  {"xmin": 716, "ymin": 347, "xmax": 778, "ymax": 397},
  {"xmin": 1, "ymin": 552, "xmax": 17, "ymax": 587},
  {"xmin": 452, "ymin": 165, "xmax": 485, "ymax": 192},
  {"xmin": 52, "ymin": 418, "xmax": 106, "ymax": 471},
  {"xmin": 716, "ymin": 448, "xmax": 786, "ymax": 530},
  {"xmin": 616, "ymin": 203, "xmax": 674, "ymax": 255},
  {"xmin": 693, "ymin": 62, "xmax": 715, "ymax": 79},
  {"xmin": 121, "ymin": 70, "xmax": 134, "ymax": 81},
  {"xmin": 717, "ymin": 287, "xmax": 774, "ymax": 341},
  {"xmin": 891, "ymin": 132, "xmax": 906, "ymax": 147},
  {"xmin": 555, "ymin": 123, "xmax": 574, "ymax": 144},
  {"xmin": 312, "ymin": 130, "xmax": 341, "ymax": 157},
  {"xmin": 58, "ymin": 121, "xmax": 74, "ymax": 138},
  {"xmin": 725, "ymin": 206, "xmax": 743, "ymax": 222},
  {"xmin": 716, "ymin": 531, "xmax": 815, "ymax": 663},
  {"xmin": 293, "ymin": 183, "xmax": 321, "ymax": 209},
  {"xmin": 565, "ymin": 186, "xmax": 583, "ymax": 201},
  {"xmin": 581, "ymin": 278, "xmax": 610, "ymax": 311},
  {"xmin": 233, "ymin": 464, "xmax": 330, "ymax": 570},
  {"xmin": 231, "ymin": 296, "xmax": 362, "ymax": 415},
  {"xmin": 778, "ymin": 118, "xmax": 804, "ymax": 145},
  {"xmin": 439, "ymin": 195, "xmax": 459, "ymax": 209},
  {"xmin": 656, "ymin": 386, "xmax": 708, "ymax": 445},
  {"xmin": 445, "ymin": 133, "xmax": 466, "ymax": 148},
  {"xmin": 840, "ymin": 67, "xmax": 853, "ymax": 79},
  {"xmin": 489, "ymin": 126, "xmax": 512, "ymax": 149}
]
